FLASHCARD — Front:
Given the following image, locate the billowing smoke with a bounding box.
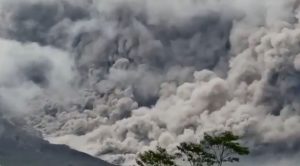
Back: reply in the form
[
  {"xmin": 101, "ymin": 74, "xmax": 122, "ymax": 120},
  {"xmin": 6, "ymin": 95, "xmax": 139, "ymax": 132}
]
[{"xmin": 0, "ymin": 0, "xmax": 300, "ymax": 165}]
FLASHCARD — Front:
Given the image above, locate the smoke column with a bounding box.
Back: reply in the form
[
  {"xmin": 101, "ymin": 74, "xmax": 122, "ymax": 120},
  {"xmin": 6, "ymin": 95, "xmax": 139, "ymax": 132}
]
[{"xmin": 0, "ymin": 0, "xmax": 300, "ymax": 165}]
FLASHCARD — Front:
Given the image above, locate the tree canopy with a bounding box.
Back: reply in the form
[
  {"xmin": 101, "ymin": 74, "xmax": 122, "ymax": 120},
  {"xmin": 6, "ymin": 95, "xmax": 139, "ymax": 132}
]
[
  {"xmin": 136, "ymin": 146, "xmax": 177, "ymax": 166},
  {"xmin": 136, "ymin": 131, "xmax": 249, "ymax": 166}
]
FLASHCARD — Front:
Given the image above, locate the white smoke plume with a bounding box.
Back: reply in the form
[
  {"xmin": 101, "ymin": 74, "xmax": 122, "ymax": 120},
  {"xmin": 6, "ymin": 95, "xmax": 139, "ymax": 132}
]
[{"xmin": 0, "ymin": 0, "xmax": 300, "ymax": 165}]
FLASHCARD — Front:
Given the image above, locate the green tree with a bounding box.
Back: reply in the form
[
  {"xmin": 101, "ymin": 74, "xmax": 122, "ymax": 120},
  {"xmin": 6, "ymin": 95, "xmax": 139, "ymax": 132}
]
[
  {"xmin": 176, "ymin": 142, "xmax": 214, "ymax": 166},
  {"xmin": 201, "ymin": 131, "xmax": 249, "ymax": 166},
  {"xmin": 136, "ymin": 131, "xmax": 249, "ymax": 166},
  {"xmin": 136, "ymin": 146, "xmax": 177, "ymax": 166}
]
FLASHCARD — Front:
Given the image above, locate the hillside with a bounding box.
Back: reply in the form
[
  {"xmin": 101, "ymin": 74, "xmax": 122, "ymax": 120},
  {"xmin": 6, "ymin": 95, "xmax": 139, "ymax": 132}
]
[{"xmin": 0, "ymin": 119, "xmax": 114, "ymax": 166}]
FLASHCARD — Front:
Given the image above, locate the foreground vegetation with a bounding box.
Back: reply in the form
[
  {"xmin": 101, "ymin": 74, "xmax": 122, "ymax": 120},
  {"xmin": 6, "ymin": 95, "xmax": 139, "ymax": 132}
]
[{"xmin": 136, "ymin": 131, "xmax": 249, "ymax": 166}]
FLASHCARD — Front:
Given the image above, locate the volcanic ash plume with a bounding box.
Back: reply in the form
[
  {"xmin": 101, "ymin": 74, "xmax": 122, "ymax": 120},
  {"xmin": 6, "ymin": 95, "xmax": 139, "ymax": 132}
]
[{"xmin": 0, "ymin": 0, "xmax": 300, "ymax": 165}]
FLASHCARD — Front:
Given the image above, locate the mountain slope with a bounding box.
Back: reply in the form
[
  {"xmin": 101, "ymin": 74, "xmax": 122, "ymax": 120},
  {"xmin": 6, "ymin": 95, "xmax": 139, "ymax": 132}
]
[{"xmin": 0, "ymin": 119, "xmax": 114, "ymax": 166}]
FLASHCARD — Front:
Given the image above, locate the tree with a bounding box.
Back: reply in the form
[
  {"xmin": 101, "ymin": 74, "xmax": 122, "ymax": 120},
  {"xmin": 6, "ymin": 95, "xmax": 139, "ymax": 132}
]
[
  {"xmin": 136, "ymin": 146, "xmax": 177, "ymax": 166},
  {"xmin": 176, "ymin": 142, "xmax": 214, "ymax": 166},
  {"xmin": 200, "ymin": 131, "xmax": 249, "ymax": 166},
  {"xmin": 136, "ymin": 131, "xmax": 249, "ymax": 166}
]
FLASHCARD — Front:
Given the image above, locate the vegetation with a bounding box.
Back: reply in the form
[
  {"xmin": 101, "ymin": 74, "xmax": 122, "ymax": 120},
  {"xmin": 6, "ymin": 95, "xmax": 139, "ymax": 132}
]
[
  {"xmin": 136, "ymin": 131, "xmax": 249, "ymax": 166},
  {"xmin": 136, "ymin": 146, "xmax": 176, "ymax": 166},
  {"xmin": 176, "ymin": 142, "xmax": 214, "ymax": 166},
  {"xmin": 200, "ymin": 131, "xmax": 249, "ymax": 166}
]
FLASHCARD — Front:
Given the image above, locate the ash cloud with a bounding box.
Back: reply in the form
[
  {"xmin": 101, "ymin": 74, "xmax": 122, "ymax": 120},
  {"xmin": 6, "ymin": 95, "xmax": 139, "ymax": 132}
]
[{"xmin": 0, "ymin": 0, "xmax": 300, "ymax": 165}]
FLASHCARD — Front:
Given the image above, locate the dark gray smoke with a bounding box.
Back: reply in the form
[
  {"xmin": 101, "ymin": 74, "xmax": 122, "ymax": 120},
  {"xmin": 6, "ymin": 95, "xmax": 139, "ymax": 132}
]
[{"xmin": 0, "ymin": 0, "xmax": 299, "ymax": 165}]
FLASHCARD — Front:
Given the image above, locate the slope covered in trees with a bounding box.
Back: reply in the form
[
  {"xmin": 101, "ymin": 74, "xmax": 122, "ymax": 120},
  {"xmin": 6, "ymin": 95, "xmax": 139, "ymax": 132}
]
[{"xmin": 0, "ymin": 119, "xmax": 114, "ymax": 166}]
